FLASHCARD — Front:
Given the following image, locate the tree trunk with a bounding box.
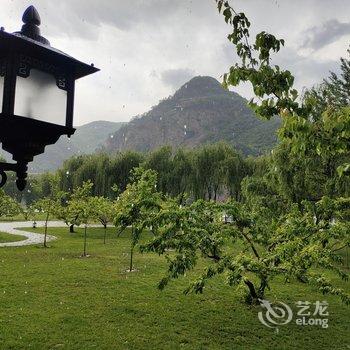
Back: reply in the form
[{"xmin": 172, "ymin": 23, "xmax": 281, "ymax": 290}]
[
  {"xmin": 44, "ymin": 212, "xmax": 49, "ymax": 248},
  {"xmin": 207, "ymin": 186, "xmax": 212, "ymax": 201},
  {"xmin": 129, "ymin": 225, "xmax": 134, "ymax": 271},
  {"xmin": 103, "ymin": 226, "xmax": 107, "ymax": 244},
  {"xmin": 69, "ymin": 224, "xmax": 75, "ymax": 233},
  {"xmin": 258, "ymin": 276, "xmax": 268, "ymax": 298},
  {"xmin": 83, "ymin": 225, "xmax": 87, "ymax": 257},
  {"xmin": 244, "ymin": 279, "xmax": 259, "ymax": 304},
  {"xmin": 129, "ymin": 244, "xmax": 134, "ymax": 272}
]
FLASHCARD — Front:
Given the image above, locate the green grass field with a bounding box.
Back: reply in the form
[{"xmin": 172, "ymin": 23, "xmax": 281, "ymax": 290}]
[
  {"xmin": 0, "ymin": 213, "xmax": 52, "ymax": 222},
  {"xmin": 0, "ymin": 231, "xmax": 26, "ymax": 243},
  {"xmin": 0, "ymin": 226, "xmax": 349, "ymax": 349}
]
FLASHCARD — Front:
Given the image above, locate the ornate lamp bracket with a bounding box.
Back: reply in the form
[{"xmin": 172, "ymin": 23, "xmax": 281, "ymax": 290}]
[{"xmin": 0, "ymin": 161, "xmax": 28, "ymax": 191}]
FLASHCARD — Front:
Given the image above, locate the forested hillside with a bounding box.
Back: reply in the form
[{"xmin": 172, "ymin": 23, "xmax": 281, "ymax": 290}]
[{"xmin": 106, "ymin": 76, "xmax": 280, "ymax": 155}]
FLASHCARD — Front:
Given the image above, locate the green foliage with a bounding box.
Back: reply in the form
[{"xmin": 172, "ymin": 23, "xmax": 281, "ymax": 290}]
[
  {"xmin": 115, "ymin": 168, "xmax": 162, "ymax": 271},
  {"xmin": 32, "ymin": 175, "xmax": 62, "ymax": 247},
  {"xmin": 216, "ymin": 0, "xmax": 300, "ymax": 119},
  {"xmin": 142, "ymin": 195, "xmax": 349, "ymax": 304},
  {"xmin": 303, "ymin": 48, "xmax": 350, "ymax": 118},
  {"xmin": 91, "ymin": 196, "xmax": 115, "ymax": 243},
  {"xmin": 58, "ymin": 151, "xmax": 144, "ymax": 198},
  {"xmin": 26, "ymin": 143, "xmax": 249, "ymax": 204},
  {"xmin": 56, "ymin": 180, "xmax": 94, "ymax": 235},
  {"xmin": 91, "ymin": 196, "xmax": 114, "ymax": 228},
  {"xmin": 0, "ymin": 189, "xmax": 21, "ymax": 219},
  {"xmin": 192, "ymin": 142, "xmax": 248, "ymax": 201},
  {"xmin": 134, "ymin": 2, "xmax": 350, "ymax": 306}
]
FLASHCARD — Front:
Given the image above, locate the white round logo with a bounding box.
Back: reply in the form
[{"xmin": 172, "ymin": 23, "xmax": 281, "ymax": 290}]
[{"xmin": 258, "ymin": 299, "xmax": 293, "ymax": 328}]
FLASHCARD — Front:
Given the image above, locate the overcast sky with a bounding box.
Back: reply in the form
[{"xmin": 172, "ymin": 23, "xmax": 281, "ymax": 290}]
[{"xmin": 1, "ymin": 0, "xmax": 349, "ymax": 126}]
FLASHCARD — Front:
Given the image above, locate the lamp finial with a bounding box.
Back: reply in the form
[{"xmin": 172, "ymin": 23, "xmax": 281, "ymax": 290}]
[
  {"xmin": 18, "ymin": 5, "xmax": 50, "ymax": 45},
  {"xmin": 22, "ymin": 5, "xmax": 41, "ymax": 26}
]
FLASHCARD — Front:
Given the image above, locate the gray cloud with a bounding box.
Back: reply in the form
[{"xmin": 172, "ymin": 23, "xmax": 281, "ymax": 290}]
[
  {"xmin": 301, "ymin": 19, "xmax": 350, "ymax": 50},
  {"xmin": 160, "ymin": 68, "xmax": 196, "ymax": 89},
  {"xmin": 274, "ymin": 48, "xmax": 340, "ymax": 91},
  {"xmin": 1, "ymin": 1, "xmax": 349, "ymax": 126},
  {"xmin": 13, "ymin": 0, "xmax": 197, "ymax": 40}
]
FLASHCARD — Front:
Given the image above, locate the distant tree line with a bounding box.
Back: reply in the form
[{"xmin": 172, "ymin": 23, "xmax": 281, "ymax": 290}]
[{"xmin": 5, "ymin": 142, "xmax": 253, "ymax": 205}]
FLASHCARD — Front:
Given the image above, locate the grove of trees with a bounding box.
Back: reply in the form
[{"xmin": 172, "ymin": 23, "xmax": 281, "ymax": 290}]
[{"xmin": 0, "ymin": 0, "xmax": 349, "ymax": 306}]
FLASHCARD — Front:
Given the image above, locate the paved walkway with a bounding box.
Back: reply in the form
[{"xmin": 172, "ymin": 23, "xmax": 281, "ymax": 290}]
[
  {"xmin": 0, "ymin": 221, "xmax": 65, "ymax": 247},
  {"xmin": 0, "ymin": 222, "xmax": 112, "ymax": 247}
]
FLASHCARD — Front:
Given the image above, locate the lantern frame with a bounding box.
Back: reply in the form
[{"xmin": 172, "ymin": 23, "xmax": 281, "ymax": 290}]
[{"xmin": 0, "ymin": 6, "xmax": 99, "ymax": 190}]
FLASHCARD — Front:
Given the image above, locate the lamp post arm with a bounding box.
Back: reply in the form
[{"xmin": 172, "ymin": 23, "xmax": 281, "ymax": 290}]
[{"xmin": 0, "ymin": 161, "xmax": 28, "ymax": 191}]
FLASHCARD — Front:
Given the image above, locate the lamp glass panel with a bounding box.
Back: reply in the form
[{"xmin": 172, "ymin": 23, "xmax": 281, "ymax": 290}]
[
  {"xmin": 0, "ymin": 75, "xmax": 4, "ymax": 112},
  {"xmin": 14, "ymin": 69, "xmax": 67, "ymax": 125}
]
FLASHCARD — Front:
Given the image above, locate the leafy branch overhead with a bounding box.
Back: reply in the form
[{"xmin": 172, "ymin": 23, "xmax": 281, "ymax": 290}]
[
  {"xmin": 142, "ymin": 194, "xmax": 350, "ymax": 304},
  {"xmin": 216, "ymin": 0, "xmax": 350, "ymax": 174},
  {"xmin": 135, "ymin": 2, "xmax": 350, "ymax": 304},
  {"xmin": 216, "ymin": 0, "xmax": 300, "ymax": 119}
]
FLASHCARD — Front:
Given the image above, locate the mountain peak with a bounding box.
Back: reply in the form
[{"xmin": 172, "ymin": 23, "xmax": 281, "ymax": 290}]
[
  {"xmin": 105, "ymin": 74, "xmax": 280, "ymax": 155},
  {"xmin": 174, "ymin": 76, "xmax": 228, "ymax": 100}
]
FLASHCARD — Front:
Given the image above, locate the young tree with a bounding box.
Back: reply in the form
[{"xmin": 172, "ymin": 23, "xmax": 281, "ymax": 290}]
[
  {"xmin": 64, "ymin": 181, "xmax": 94, "ymax": 256},
  {"xmin": 32, "ymin": 175, "xmax": 61, "ymax": 247},
  {"xmin": 91, "ymin": 196, "xmax": 115, "ymax": 244},
  {"xmin": 78, "ymin": 197, "xmax": 96, "ymax": 257},
  {"xmin": 114, "ymin": 168, "xmax": 162, "ymax": 272},
  {"xmin": 34, "ymin": 198, "xmax": 58, "ymax": 247},
  {"xmin": 56, "ymin": 181, "xmax": 94, "ymax": 233}
]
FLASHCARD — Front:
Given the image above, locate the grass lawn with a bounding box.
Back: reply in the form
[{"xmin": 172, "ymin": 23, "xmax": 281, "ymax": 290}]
[
  {"xmin": 0, "ymin": 231, "xmax": 26, "ymax": 243},
  {"xmin": 0, "ymin": 213, "xmax": 53, "ymax": 222},
  {"xmin": 0, "ymin": 226, "xmax": 349, "ymax": 350}
]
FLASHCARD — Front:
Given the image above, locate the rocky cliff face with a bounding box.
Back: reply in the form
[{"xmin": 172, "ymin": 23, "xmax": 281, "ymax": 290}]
[{"xmin": 105, "ymin": 76, "xmax": 280, "ymax": 155}]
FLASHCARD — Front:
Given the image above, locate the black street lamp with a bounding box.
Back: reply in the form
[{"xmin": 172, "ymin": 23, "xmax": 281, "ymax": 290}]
[{"xmin": 0, "ymin": 5, "xmax": 99, "ymax": 190}]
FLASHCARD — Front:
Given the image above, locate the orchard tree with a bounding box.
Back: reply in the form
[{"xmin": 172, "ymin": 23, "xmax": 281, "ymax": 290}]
[
  {"xmin": 57, "ymin": 181, "xmax": 93, "ymax": 233},
  {"xmin": 20, "ymin": 204, "xmax": 35, "ymax": 222},
  {"xmin": 33, "ymin": 175, "xmax": 62, "ymax": 247},
  {"xmin": 114, "ymin": 168, "xmax": 162, "ymax": 272},
  {"xmin": 91, "ymin": 196, "xmax": 115, "ymax": 244},
  {"xmin": 34, "ymin": 198, "xmax": 59, "ymax": 247},
  {"xmin": 215, "ymin": 1, "xmax": 349, "ymax": 236},
  {"xmin": 139, "ymin": 1, "xmax": 350, "ymax": 306},
  {"xmin": 77, "ymin": 197, "xmax": 96, "ymax": 257},
  {"xmin": 65, "ymin": 181, "xmax": 94, "ymax": 256},
  {"xmin": 215, "ymin": 1, "xmax": 349, "ymax": 179},
  {"xmin": 142, "ymin": 197, "xmax": 350, "ymax": 304}
]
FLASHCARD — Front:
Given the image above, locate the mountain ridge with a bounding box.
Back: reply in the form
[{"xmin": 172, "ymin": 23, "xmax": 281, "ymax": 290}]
[{"xmin": 105, "ymin": 76, "xmax": 280, "ymax": 155}]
